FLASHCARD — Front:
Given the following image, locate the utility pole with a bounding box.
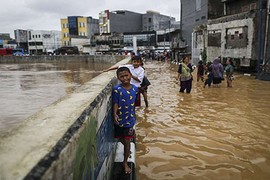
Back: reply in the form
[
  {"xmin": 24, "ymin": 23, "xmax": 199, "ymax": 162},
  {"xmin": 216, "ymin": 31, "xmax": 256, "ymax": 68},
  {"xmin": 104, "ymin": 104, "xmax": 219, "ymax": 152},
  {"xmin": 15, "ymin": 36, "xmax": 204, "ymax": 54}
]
[
  {"xmin": 180, "ymin": 0, "xmax": 182, "ymax": 40},
  {"xmin": 258, "ymin": 0, "xmax": 263, "ymax": 70},
  {"xmin": 169, "ymin": 18, "xmax": 171, "ymax": 49},
  {"xmin": 263, "ymin": 0, "xmax": 270, "ymax": 64},
  {"xmin": 178, "ymin": 0, "xmax": 183, "ymax": 62},
  {"xmin": 163, "ymin": 29, "xmax": 166, "ymax": 51}
]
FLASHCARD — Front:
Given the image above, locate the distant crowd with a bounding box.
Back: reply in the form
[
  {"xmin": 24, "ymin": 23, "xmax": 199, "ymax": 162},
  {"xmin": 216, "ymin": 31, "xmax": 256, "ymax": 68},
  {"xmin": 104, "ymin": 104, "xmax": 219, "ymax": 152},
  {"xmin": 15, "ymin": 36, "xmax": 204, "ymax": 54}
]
[{"xmin": 177, "ymin": 56, "xmax": 235, "ymax": 93}]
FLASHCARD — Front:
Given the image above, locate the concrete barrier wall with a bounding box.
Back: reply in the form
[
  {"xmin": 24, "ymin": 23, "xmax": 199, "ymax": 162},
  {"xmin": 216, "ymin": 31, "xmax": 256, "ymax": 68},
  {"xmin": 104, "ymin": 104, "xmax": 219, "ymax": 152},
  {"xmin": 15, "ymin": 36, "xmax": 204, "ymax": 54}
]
[
  {"xmin": 0, "ymin": 55, "xmax": 126, "ymax": 64},
  {"xmin": 0, "ymin": 57, "xmax": 130, "ymax": 180}
]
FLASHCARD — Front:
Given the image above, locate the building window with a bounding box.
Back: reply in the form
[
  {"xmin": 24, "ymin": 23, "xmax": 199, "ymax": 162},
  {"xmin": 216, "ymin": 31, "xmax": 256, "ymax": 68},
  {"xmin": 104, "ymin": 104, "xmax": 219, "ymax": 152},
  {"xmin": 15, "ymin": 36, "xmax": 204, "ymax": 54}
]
[
  {"xmin": 201, "ymin": 16, "xmax": 206, "ymax": 20},
  {"xmin": 79, "ymin": 22, "xmax": 85, "ymax": 27},
  {"xmin": 195, "ymin": 18, "xmax": 200, "ymax": 22},
  {"xmin": 239, "ymin": 33, "xmax": 243, "ymax": 39},
  {"xmin": 149, "ymin": 18, "xmax": 151, "ymax": 23}
]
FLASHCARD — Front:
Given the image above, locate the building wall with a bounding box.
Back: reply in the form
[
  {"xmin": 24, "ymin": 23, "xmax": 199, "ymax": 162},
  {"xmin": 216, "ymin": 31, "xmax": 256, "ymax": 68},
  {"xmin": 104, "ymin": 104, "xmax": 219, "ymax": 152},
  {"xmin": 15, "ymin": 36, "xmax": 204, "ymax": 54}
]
[
  {"xmin": 14, "ymin": 29, "xmax": 29, "ymax": 51},
  {"xmin": 206, "ymin": 0, "xmax": 267, "ymax": 69},
  {"xmin": 87, "ymin": 17, "xmax": 99, "ymax": 42},
  {"xmin": 0, "ymin": 33, "xmax": 11, "ymax": 40},
  {"xmin": 225, "ymin": 0, "xmax": 259, "ymax": 16},
  {"xmin": 142, "ymin": 11, "xmax": 175, "ymax": 31},
  {"xmin": 208, "ymin": 0, "xmax": 224, "ymax": 19},
  {"xmin": 207, "ymin": 17, "xmax": 255, "ymax": 66},
  {"xmin": 110, "ymin": 10, "xmax": 142, "ymax": 33},
  {"xmin": 62, "ymin": 16, "xmax": 99, "ymax": 46},
  {"xmin": 77, "ymin": 17, "xmax": 88, "ymax": 37},
  {"xmin": 28, "ymin": 30, "xmax": 62, "ymax": 55},
  {"xmin": 61, "ymin": 18, "xmax": 70, "ymax": 46},
  {"xmin": 99, "ymin": 10, "xmax": 110, "ymax": 34},
  {"xmin": 192, "ymin": 26, "xmax": 207, "ymax": 65},
  {"xmin": 71, "ymin": 37, "xmax": 90, "ymax": 52},
  {"xmin": 181, "ymin": 0, "xmax": 208, "ymax": 52}
]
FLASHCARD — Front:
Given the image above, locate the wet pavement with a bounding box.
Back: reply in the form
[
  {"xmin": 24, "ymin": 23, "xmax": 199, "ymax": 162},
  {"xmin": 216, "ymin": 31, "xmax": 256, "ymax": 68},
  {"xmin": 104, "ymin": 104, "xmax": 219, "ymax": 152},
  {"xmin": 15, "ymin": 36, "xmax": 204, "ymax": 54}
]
[{"xmin": 135, "ymin": 60, "xmax": 270, "ymax": 180}]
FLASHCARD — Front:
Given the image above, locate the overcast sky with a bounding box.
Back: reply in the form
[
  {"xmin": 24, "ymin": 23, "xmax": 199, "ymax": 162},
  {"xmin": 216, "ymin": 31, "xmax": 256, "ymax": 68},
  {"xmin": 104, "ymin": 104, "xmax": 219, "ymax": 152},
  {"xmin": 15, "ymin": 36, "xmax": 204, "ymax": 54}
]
[{"xmin": 1, "ymin": 0, "xmax": 181, "ymax": 38}]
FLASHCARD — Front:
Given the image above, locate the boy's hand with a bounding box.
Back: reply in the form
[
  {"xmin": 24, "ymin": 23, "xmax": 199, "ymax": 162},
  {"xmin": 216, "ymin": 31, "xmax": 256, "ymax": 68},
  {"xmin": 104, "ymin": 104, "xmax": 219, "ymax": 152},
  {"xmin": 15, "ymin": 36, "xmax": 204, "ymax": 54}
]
[{"xmin": 113, "ymin": 114, "xmax": 119, "ymax": 125}]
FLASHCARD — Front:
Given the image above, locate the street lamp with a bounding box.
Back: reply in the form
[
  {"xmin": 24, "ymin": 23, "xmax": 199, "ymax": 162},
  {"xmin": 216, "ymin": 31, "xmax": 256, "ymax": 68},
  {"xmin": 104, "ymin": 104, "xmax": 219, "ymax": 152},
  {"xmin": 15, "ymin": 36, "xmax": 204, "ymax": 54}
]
[{"xmin": 179, "ymin": 0, "xmax": 182, "ymax": 41}]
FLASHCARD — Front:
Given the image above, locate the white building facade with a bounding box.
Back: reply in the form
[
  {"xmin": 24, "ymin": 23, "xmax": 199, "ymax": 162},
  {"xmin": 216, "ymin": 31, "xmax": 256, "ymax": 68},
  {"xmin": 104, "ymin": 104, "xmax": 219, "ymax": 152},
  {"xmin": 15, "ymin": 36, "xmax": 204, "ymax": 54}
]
[{"xmin": 28, "ymin": 30, "xmax": 62, "ymax": 55}]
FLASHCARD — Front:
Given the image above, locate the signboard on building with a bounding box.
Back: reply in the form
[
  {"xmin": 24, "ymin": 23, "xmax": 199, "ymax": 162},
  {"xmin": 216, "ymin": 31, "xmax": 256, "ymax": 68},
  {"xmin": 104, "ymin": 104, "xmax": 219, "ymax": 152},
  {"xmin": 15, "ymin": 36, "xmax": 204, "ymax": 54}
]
[{"xmin": 14, "ymin": 29, "xmax": 28, "ymax": 43}]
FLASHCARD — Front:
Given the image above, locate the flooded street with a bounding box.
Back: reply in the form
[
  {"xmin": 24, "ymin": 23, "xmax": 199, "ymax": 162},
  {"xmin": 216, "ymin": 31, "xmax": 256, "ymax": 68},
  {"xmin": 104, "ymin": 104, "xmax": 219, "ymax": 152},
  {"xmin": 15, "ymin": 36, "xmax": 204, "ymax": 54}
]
[
  {"xmin": 0, "ymin": 61, "xmax": 114, "ymax": 135},
  {"xmin": 136, "ymin": 61, "xmax": 270, "ymax": 180}
]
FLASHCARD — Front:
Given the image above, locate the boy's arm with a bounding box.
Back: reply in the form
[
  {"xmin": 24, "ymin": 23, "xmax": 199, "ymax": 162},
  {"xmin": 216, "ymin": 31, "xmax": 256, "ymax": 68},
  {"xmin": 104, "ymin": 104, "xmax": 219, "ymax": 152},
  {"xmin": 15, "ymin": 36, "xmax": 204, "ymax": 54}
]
[
  {"xmin": 113, "ymin": 103, "xmax": 119, "ymax": 125},
  {"xmin": 132, "ymin": 75, "xmax": 141, "ymax": 82},
  {"xmin": 133, "ymin": 68, "xmax": 144, "ymax": 83},
  {"xmin": 103, "ymin": 66, "xmax": 118, "ymax": 72}
]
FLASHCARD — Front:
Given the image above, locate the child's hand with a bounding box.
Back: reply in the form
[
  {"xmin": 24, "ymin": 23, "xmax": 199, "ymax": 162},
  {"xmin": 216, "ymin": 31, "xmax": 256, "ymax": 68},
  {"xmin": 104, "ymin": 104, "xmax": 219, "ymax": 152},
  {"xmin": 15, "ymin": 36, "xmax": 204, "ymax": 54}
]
[{"xmin": 113, "ymin": 114, "xmax": 119, "ymax": 125}]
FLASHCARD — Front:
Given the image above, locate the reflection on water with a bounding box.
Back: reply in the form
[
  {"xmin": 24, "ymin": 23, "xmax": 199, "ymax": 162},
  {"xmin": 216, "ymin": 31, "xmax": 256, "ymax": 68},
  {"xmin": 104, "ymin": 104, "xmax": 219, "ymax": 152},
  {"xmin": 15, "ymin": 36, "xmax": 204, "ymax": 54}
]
[
  {"xmin": 136, "ymin": 61, "xmax": 270, "ymax": 180},
  {"xmin": 0, "ymin": 61, "xmax": 114, "ymax": 134}
]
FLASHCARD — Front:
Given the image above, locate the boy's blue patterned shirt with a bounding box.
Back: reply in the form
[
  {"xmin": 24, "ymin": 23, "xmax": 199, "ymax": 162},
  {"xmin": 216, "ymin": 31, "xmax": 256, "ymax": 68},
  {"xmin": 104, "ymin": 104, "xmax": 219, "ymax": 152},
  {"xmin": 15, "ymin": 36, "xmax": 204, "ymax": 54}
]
[{"xmin": 112, "ymin": 84, "xmax": 138, "ymax": 127}]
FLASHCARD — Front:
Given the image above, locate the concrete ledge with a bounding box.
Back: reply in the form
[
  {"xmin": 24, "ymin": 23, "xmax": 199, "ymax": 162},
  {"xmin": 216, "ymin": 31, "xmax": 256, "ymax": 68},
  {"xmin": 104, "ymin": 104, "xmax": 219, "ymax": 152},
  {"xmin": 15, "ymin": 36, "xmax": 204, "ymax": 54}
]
[
  {"xmin": 0, "ymin": 56, "xmax": 130, "ymax": 180},
  {"xmin": 112, "ymin": 142, "xmax": 136, "ymax": 180},
  {"xmin": 0, "ymin": 55, "xmax": 127, "ymax": 63},
  {"xmin": 114, "ymin": 142, "xmax": 136, "ymax": 164}
]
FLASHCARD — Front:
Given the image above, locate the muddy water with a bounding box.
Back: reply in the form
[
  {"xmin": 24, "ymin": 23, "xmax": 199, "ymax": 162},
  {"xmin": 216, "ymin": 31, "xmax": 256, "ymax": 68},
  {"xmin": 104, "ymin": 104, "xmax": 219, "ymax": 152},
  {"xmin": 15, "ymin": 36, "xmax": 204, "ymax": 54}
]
[
  {"xmin": 0, "ymin": 61, "xmax": 114, "ymax": 135},
  {"xmin": 136, "ymin": 61, "xmax": 270, "ymax": 180}
]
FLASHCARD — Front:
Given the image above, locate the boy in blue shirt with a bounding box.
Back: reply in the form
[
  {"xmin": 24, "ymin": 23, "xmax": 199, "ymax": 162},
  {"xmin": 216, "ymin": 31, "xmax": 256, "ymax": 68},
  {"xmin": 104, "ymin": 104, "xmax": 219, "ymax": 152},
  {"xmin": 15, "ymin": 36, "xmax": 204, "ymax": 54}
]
[{"xmin": 112, "ymin": 66, "xmax": 138, "ymax": 174}]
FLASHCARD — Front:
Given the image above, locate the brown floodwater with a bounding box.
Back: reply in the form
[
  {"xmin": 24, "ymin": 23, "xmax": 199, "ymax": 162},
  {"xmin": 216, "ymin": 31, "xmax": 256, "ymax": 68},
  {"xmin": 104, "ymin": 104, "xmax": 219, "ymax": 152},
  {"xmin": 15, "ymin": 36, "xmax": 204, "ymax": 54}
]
[
  {"xmin": 136, "ymin": 60, "xmax": 270, "ymax": 180},
  {"xmin": 0, "ymin": 61, "xmax": 114, "ymax": 135}
]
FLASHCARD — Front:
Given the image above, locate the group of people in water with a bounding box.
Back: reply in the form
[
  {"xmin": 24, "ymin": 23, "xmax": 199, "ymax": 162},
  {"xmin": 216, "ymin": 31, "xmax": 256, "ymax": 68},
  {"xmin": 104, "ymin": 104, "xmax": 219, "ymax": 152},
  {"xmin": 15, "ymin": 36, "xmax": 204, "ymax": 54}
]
[
  {"xmin": 104, "ymin": 54, "xmax": 234, "ymax": 174},
  {"xmin": 177, "ymin": 56, "xmax": 235, "ymax": 93}
]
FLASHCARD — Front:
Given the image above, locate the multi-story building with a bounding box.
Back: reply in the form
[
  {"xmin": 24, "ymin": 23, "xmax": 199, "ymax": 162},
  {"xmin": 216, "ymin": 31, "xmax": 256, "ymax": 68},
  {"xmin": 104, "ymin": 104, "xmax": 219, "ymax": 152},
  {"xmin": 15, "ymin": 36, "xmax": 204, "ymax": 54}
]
[
  {"xmin": 0, "ymin": 33, "xmax": 12, "ymax": 48},
  {"xmin": 14, "ymin": 29, "xmax": 29, "ymax": 52},
  {"xmin": 181, "ymin": 0, "xmax": 208, "ymax": 53},
  {"xmin": 60, "ymin": 16, "xmax": 99, "ymax": 47},
  {"xmin": 98, "ymin": 10, "xmax": 176, "ymax": 53},
  {"xmin": 142, "ymin": 11, "xmax": 175, "ymax": 31},
  {"xmin": 207, "ymin": 0, "xmax": 268, "ymax": 70},
  {"xmin": 28, "ymin": 30, "xmax": 62, "ymax": 55},
  {"xmin": 142, "ymin": 11, "xmax": 176, "ymax": 51},
  {"xmin": 99, "ymin": 10, "xmax": 142, "ymax": 34},
  {"xmin": 123, "ymin": 31, "xmax": 157, "ymax": 51}
]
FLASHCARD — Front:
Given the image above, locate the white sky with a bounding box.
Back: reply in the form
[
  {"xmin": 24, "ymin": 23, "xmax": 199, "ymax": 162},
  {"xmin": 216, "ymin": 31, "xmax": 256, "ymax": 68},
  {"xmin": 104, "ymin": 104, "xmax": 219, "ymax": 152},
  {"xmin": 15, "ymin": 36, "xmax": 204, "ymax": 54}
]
[{"xmin": 1, "ymin": 0, "xmax": 181, "ymax": 38}]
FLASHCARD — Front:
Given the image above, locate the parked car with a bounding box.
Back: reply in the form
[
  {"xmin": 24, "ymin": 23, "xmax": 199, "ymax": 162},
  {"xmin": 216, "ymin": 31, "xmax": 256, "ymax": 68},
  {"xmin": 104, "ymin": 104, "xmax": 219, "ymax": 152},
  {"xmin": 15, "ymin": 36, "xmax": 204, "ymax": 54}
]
[
  {"xmin": 12, "ymin": 48, "xmax": 27, "ymax": 56},
  {"xmin": 54, "ymin": 46, "xmax": 79, "ymax": 55}
]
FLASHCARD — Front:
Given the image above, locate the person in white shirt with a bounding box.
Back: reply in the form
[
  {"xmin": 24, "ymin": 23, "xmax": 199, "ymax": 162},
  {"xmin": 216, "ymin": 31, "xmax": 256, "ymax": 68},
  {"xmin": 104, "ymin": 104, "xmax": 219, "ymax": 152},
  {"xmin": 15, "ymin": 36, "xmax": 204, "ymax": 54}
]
[{"xmin": 104, "ymin": 56, "xmax": 145, "ymax": 106}]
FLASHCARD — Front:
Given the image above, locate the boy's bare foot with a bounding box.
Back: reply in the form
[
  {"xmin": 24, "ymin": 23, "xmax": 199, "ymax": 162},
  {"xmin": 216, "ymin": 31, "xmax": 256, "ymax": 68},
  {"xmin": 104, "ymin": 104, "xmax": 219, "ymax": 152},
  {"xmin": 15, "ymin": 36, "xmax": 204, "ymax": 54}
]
[{"xmin": 123, "ymin": 162, "xmax": 132, "ymax": 174}]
